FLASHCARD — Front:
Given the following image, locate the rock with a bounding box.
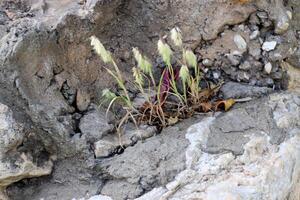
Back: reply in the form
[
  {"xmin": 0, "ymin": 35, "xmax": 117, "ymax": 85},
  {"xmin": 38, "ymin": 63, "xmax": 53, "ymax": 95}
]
[
  {"xmin": 96, "ymin": 122, "xmax": 193, "ymax": 200},
  {"xmin": 262, "ymin": 41, "xmax": 277, "ymax": 51},
  {"xmin": 233, "ymin": 34, "xmax": 247, "ymax": 51},
  {"xmin": 88, "ymin": 195, "xmax": 113, "ymax": 200},
  {"xmin": 256, "ymin": 11, "xmax": 268, "ymax": 19},
  {"xmin": 94, "ymin": 140, "xmax": 116, "ymax": 158},
  {"xmin": 250, "ymin": 30, "xmax": 260, "ymax": 40},
  {"xmin": 0, "ymin": 104, "xmax": 24, "ymax": 153},
  {"xmin": 239, "ymin": 61, "xmax": 251, "ymax": 70},
  {"xmin": 226, "ymin": 53, "xmax": 242, "ymax": 66},
  {"xmin": 237, "ymin": 71, "xmax": 250, "ymax": 82},
  {"xmin": 249, "ymin": 41, "xmax": 262, "ymax": 59},
  {"xmin": 264, "ymin": 62, "xmax": 272, "ymax": 74},
  {"xmin": 281, "ymin": 61, "xmax": 300, "ymax": 93},
  {"xmin": 79, "ymin": 110, "xmax": 113, "ymax": 142},
  {"xmin": 274, "ymin": 9, "xmax": 290, "ymax": 35},
  {"xmin": 0, "ymin": 103, "xmax": 53, "ymax": 196},
  {"xmin": 249, "ymin": 13, "xmax": 260, "ymax": 25},
  {"xmin": 212, "ymin": 71, "xmax": 221, "ymax": 79},
  {"xmin": 96, "ymin": 125, "xmax": 157, "ymax": 157},
  {"xmin": 139, "ymin": 93, "xmax": 300, "ymax": 200},
  {"xmin": 202, "ymin": 59, "xmax": 213, "ymax": 67},
  {"xmin": 220, "ymin": 81, "xmax": 272, "ymax": 99},
  {"xmin": 76, "ymin": 88, "xmax": 90, "ymax": 112}
]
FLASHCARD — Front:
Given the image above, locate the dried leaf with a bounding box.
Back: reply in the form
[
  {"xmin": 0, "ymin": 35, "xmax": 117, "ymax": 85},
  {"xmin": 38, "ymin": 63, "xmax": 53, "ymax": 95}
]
[
  {"xmin": 199, "ymin": 102, "xmax": 213, "ymax": 112},
  {"xmin": 214, "ymin": 99, "xmax": 236, "ymax": 111},
  {"xmin": 167, "ymin": 116, "xmax": 178, "ymax": 125}
]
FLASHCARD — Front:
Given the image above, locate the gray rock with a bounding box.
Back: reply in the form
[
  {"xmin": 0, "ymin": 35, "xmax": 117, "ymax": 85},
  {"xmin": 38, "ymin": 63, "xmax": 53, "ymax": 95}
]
[
  {"xmin": 262, "ymin": 41, "xmax": 277, "ymax": 51},
  {"xmin": 96, "ymin": 121, "xmax": 195, "ymax": 200},
  {"xmin": 202, "ymin": 58, "xmax": 213, "ymax": 67},
  {"xmin": 264, "ymin": 62, "xmax": 272, "ymax": 74},
  {"xmin": 250, "ymin": 30, "xmax": 260, "ymax": 40},
  {"xmin": 79, "ymin": 110, "xmax": 113, "ymax": 142},
  {"xmin": 239, "ymin": 61, "xmax": 251, "ymax": 70},
  {"xmin": 76, "ymin": 88, "xmax": 91, "ymax": 112},
  {"xmin": 237, "ymin": 71, "xmax": 250, "ymax": 82},
  {"xmin": 0, "ymin": 103, "xmax": 53, "ymax": 191},
  {"xmin": 226, "ymin": 53, "xmax": 242, "ymax": 66},
  {"xmin": 233, "ymin": 34, "xmax": 247, "ymax": 51},
  {"xmin": 0, "ymin": 104, "xmax": 24, "ymax": 153},
  {"xmin": 249, "ymin": 41, "xmax": 262, "ymax": 60},
  {"xmin": 256, "ymin": 11, "xmax": 268, "ymax": 19},
  {"xmin": 139, "ymin": 94, "xmax": 300, "ymax": 200},
  {"xmin": 220, "ymin": 81, "xmax": 272, "ymax": 99},
  {"xmin": 94, "ymin": 140, "xmax": 116, "ymax": 158}
]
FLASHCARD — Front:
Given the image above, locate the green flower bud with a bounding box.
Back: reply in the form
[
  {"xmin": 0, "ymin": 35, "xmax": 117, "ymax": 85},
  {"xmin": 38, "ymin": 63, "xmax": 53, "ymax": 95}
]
[
  {"xmin": 184, "ymin": 50, "xmax": 197, "ymax": 69},
  {"xmin": 132, "ymin": 48, "xmax": 152, "ymax": 75},
  {"xmin": 179, "ymin": 65, "xmax": 190, "ymax": 83},
  {"xmin": 90, "ymin": 36, "xmax": 112, "ymax": 64},
  {"xmin": 157, "ymin": 40, "xmax": 172, "ymax": 66},
  {"xmin": 170, "ymin": 27, "xmax": 182, "ymax": 47},
  {"xmin": 132, "ymin": 67, "xmax": 144, "ymax": 86}
]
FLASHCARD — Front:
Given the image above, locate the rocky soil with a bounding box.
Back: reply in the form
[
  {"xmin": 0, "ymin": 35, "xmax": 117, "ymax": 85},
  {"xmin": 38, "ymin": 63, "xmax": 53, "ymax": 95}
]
[{"xmin": 0, "ymin": 0, "xmax": 299, "ymax": 200}]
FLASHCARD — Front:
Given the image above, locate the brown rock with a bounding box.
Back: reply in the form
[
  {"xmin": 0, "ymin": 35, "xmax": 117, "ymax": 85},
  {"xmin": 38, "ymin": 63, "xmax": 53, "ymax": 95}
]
[{"xmin": 76, "ymin": 88, "xmax": 90, "ymax": 112}]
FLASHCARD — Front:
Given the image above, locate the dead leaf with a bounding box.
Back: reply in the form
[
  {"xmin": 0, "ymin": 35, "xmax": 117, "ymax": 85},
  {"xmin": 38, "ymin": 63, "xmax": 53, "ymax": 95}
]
[
  {"xmin": 199, "ymin": 102, "xmax": 213, "ymax": 112},
  {"xmin": 167, "ymin": 116, "xmax": 178, "ymax": 125},
  {"xmin": 214, "ymin": 99, "xmax": 236, "ymax": 111}
]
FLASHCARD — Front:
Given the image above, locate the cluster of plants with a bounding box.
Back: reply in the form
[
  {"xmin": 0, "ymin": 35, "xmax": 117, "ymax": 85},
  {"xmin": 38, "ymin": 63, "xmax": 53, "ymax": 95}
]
[{"xmin": 90, "ymin": 27, "xmax": 235, "ymax": 133}]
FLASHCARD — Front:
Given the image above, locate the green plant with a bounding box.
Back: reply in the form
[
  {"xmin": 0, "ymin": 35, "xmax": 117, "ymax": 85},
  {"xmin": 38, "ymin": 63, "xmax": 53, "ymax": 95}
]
[{"xmin": 90, "ymin": 27, "xmax": 235, "ymax": 136}]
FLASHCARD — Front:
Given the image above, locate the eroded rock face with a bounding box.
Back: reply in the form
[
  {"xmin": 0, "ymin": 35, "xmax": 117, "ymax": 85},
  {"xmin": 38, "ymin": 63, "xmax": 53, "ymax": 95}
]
[
  {"xmin": 0, "ymin": 0, "xmax": 300, "ymax": 199},
  {"xmin": 0, "ymin": 103, "xmax": 53, "ymax": 199},
  {"xmin": 136, "ymin": 93, "xmax": 300, "ymax": 200}
]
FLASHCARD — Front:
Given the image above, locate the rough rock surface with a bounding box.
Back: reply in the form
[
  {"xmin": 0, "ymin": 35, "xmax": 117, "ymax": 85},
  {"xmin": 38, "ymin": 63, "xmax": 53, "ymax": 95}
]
[
  {"xmin": 135, "ymin": 93, "xmax": 300, "ymax": 200},
  {"xmin": 0, "ymin": 103, "xmax": 53, "ymax": 199},
  {"xmin": 0, "ymin": 0, "xmax": 299, "ymax": 199}
]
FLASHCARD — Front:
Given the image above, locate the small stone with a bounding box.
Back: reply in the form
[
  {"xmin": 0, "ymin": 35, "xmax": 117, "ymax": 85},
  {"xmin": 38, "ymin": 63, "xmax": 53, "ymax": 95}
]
[
  {"xmin": 275, "ymin": 12, "xmax": 290, "ymax": 34},
  {"xmin": 262, "ymin": 41, "xmax": 277, "ymax": 52},
  {"xmin": 237, "ymin": 71, "xmax": 250, "ymax": 82},
  {"xmin": 263, "ymin": 78, "xmax": 274, "ymax": 87},
  {"xmin": 286, "ymin": 11, "xmax": 292, "ymax": 20},
  {"xmin": 239, "ymin": 61, "xmax": 251, "ymax": 70},
  {"xmin": 226, "ymin": 54, "xmax": 242, "ymax": 66},
  {"xmin": 79, "ymin": 110, "xmax": 113, "ymax": 142},
  {"xmin": 250, "ymin": 30, "xmax": 260, "ymax": 40},
  {"xmin": 264, "ymin": 62, "xmax": 272, "ymax": 74},
  {"xmin": 256, "ymin": 11, "xmax": 268, "ymax": 19},
  {"xmin": 234, "ymin": 34, "xmax": 247, "ymax": 51},
  {"xmin": 202, "ymin": 59, "xmax": 213, "ymax": 67},
  {"xmin": 238, "ymin": 24, "xmax": 245, "ymax": 31},
  {"xmin": 249, "ymin": 42, "xmax": 262, "ymax": 60},
  {"xmin": 76, "ymin": 88, "xmax": 90, "ymax": 112},
  {"xmin": 94, "ymin": 140, "xmax": 116, "ymax": 158},
  {"xmin": 88, "ymin": 195, "xmax": 113, "ymax": 200},
  {"xmin": 212, "ymin": 71, "xmax": 221, "ymax": 79},
  {"xmin": 249, "ymin": 13, "xmax": 260, "ymax": 25}
]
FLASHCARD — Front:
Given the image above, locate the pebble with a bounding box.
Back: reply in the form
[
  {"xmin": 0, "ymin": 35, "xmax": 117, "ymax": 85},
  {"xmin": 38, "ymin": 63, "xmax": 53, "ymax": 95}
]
[
  {"xmin": 213, "ymin": 71, "xmax": 221, "ymax": 79},
  {"xmin": 202, "ymin": 58, "xmax": 213, "ymax": 67},
  {"xmin": 227, "ymin": 54, "xmax": 242, "ymax": 66},
  {"xmin": 234, "ymin": 34, "xmax": 247, "ymax": 51},
  {"xmin": 239, "ymin": 61, "xmax": 251, "ymax": 70},
  {"xmin": 237, "ymin": 71, "xmax": 250, "ymax": 82},
  {"xmin": 264, "ymin": 62, "xmax": 272, "ymax": 74},
  {"xmin": 275, "ymin": 11, "xmax": 290, "ymax": 34},
  {"xmin": 250, "ymin": 30, "xmax": 260, "ymax": 40},
  {"xmin": 262, "ymin": 41, "xmax": 277, "ymax": 51},
  {"xmin": 286, "ymin": 10, "xmax": 292, "ymax": 20},
  {"xmin": 94, "ymin": 140, "xmax": 116, "ymax": 158},
  {"xmin": 257, "ymin": 11, "xmax": 268, "ymax": 19}
]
